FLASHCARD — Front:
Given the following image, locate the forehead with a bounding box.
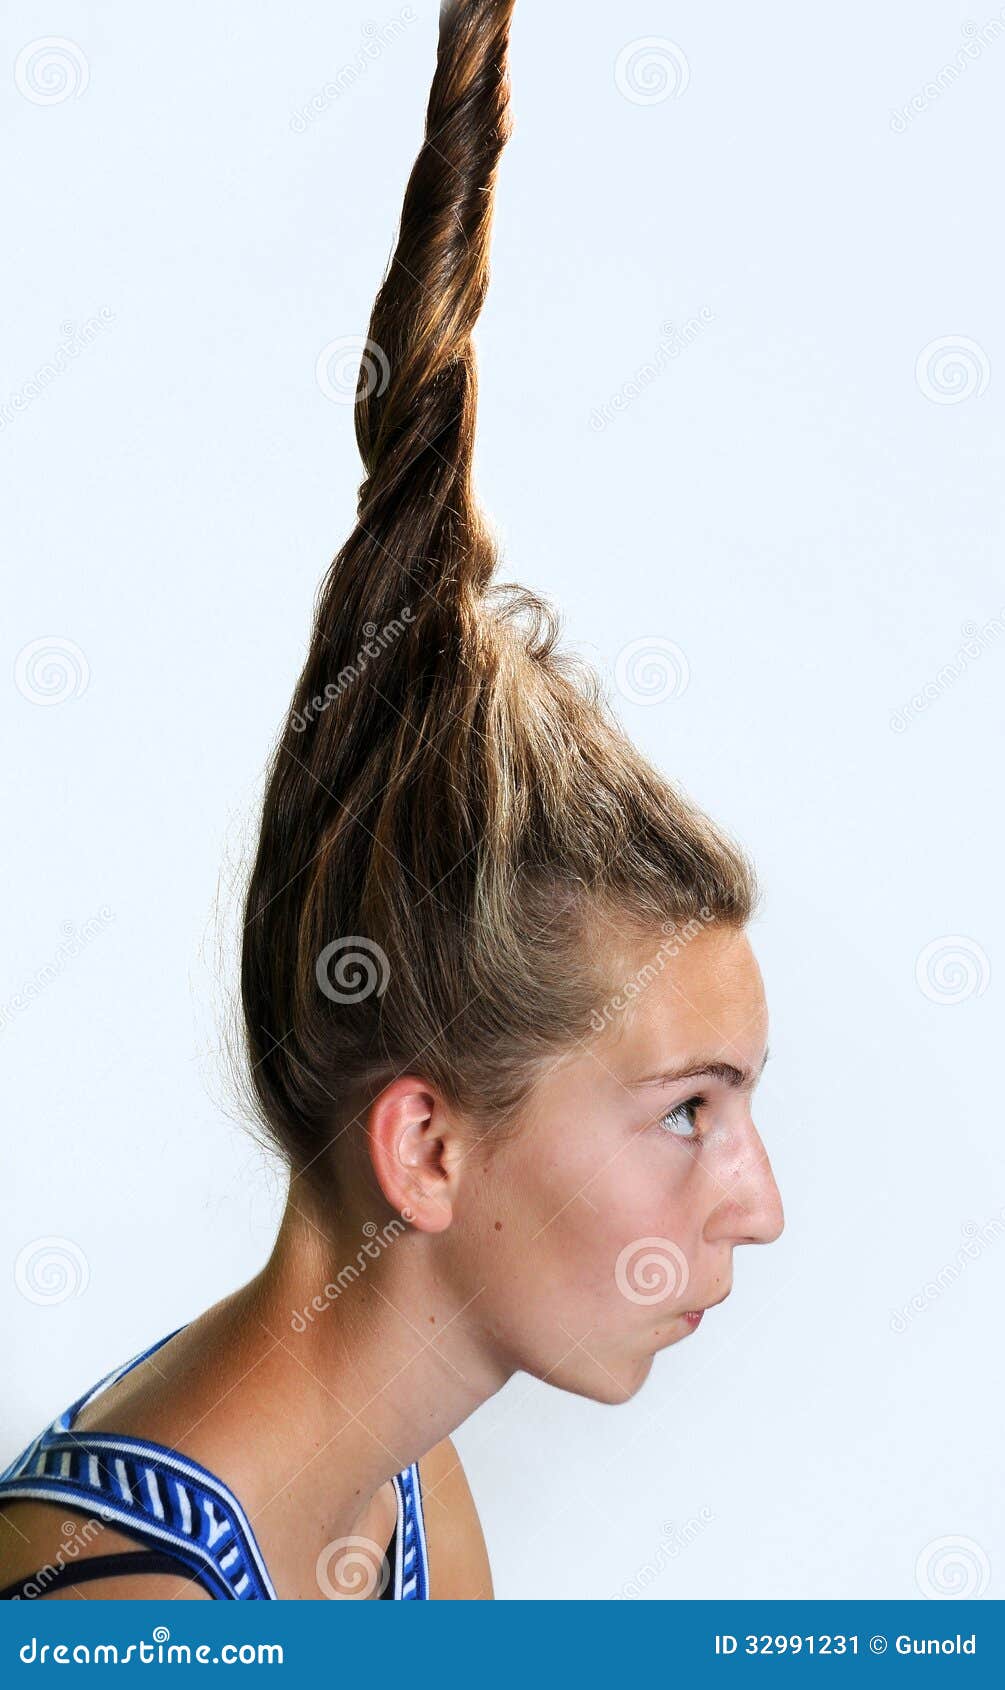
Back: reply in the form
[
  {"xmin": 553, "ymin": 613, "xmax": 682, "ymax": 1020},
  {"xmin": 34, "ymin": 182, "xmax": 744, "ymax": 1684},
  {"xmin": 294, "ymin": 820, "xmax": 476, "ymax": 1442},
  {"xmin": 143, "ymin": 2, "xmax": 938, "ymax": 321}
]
[{"xmin": 593, "ymin": 921, "xmax": 768, "ymax": 1075}]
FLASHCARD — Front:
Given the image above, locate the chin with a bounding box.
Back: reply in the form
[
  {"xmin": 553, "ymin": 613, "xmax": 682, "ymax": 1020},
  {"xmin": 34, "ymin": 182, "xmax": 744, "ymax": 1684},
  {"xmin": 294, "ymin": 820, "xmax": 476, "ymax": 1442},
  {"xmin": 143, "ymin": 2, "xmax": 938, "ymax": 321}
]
[
  {"xmin": 606, "ymin": 1352, "xmax": 654, "ymax": 1405},
  {"xmin": 553, "ymin": 1350, "xmax": 654, "ymax": 1408}
]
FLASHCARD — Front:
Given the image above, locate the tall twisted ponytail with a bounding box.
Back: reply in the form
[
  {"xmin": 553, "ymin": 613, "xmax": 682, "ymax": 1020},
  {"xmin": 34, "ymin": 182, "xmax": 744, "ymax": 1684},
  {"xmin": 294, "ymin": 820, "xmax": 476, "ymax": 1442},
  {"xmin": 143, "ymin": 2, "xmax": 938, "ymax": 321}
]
[{"xmin": 240, "ymin": 0, "xmax": 757, "ymax": 1187}]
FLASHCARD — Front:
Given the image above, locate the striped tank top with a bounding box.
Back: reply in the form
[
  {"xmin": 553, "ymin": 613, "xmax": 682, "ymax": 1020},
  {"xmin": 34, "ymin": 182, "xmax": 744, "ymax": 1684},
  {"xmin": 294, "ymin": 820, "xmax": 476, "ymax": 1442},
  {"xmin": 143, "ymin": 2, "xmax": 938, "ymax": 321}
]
[{"xmin": 0, "ymin": 1329, "xmax": 429, "ymax": 1600}]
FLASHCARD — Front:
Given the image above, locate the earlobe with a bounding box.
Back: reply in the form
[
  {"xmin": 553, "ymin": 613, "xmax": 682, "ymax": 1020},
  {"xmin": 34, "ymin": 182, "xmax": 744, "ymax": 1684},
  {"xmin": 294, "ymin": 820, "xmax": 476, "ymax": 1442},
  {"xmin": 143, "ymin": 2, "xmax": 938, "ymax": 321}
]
[{"xmin": 367, "ymin": 1077, "xmax": 456, "ymax": 1235}]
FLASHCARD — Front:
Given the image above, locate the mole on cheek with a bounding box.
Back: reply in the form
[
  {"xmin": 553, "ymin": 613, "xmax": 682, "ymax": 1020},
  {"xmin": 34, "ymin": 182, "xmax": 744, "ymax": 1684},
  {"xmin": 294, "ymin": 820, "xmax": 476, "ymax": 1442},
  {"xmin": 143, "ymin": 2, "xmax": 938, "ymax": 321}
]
[{"xmin": 494, "ymin": 1220, "xmax": 503, "ymax": 1231}]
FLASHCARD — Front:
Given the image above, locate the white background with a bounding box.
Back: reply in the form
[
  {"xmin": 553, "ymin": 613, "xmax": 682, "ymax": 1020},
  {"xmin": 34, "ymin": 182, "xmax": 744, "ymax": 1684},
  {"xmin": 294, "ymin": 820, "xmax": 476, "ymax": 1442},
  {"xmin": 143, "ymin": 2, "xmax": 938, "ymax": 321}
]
[{"xmin": 2, "ymin": 0, "xmax": 1002, "ymax": 1600}]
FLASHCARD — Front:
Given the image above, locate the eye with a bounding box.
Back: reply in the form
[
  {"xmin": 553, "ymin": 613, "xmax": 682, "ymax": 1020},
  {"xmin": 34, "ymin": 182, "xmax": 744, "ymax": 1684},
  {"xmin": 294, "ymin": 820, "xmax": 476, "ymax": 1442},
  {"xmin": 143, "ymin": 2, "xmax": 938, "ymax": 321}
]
[{"xmin": 656, "ymin": 1096, "xmax": 704, "ymax": 1142}]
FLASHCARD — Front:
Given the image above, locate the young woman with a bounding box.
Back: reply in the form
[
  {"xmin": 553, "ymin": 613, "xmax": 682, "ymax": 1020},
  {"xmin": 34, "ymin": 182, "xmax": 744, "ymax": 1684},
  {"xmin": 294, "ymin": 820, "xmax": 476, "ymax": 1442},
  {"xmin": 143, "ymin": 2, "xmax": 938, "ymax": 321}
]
[{"xmin": 0, "ymin": 0, "xmax": 783, "ymax": 1601}]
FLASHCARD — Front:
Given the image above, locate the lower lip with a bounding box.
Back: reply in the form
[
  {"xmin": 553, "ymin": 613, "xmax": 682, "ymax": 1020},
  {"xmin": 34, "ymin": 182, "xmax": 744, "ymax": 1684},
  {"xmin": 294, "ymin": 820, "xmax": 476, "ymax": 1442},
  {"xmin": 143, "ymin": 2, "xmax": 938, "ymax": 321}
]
[{"xmin": 683, "ymin": 1310, "xmax": 704, "ymax": 1327}]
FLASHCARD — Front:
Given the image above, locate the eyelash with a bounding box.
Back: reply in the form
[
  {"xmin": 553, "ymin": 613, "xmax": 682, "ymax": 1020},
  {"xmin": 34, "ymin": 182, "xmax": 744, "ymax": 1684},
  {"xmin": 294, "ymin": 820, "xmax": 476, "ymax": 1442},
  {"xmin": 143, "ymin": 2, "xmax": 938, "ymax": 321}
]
[{"xmin": 656, "ymin": 1096, "xmax": 705, "ymax": 1143}]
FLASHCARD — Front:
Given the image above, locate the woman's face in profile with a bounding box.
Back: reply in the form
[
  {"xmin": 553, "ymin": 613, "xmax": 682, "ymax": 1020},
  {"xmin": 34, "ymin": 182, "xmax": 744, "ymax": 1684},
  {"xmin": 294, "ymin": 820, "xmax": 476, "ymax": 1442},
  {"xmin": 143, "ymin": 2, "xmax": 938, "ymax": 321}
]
[{"xmin": 448, "ymin": 922, "xmax": 784, "ymax": 1404}]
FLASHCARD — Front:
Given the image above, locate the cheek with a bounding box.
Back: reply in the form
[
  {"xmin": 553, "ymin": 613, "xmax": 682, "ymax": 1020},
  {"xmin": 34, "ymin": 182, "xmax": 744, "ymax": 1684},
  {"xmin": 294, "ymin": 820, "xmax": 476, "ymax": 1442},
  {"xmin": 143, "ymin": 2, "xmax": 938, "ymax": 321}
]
[
  {"xmin": 589, "ymin": 1133, "xmax": 699, "ymax": 1237},
  {"xmin": 523, "ymin": 1132, "xmax": 703, "ymax": 1308}
]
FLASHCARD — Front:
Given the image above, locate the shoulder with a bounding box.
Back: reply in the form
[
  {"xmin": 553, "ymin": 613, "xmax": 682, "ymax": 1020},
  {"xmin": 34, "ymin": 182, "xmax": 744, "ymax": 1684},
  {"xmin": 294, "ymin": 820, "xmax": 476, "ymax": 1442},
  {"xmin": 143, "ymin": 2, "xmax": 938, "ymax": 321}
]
[
  {"xmin": 0, "ymin": 1500, "xmax": 210, "ymax": 1601},
  {"xmin": 416, "ymin": 1437, "xmax": 492, "ymax": 1600}
]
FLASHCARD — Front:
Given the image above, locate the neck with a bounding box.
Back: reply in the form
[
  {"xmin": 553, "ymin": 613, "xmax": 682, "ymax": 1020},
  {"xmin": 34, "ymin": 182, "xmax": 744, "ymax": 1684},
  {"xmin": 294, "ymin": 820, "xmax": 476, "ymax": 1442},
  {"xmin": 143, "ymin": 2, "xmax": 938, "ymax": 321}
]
[{"xmin": 221, "ymin": 1179, "xmax": 509, "ymax": 1567}]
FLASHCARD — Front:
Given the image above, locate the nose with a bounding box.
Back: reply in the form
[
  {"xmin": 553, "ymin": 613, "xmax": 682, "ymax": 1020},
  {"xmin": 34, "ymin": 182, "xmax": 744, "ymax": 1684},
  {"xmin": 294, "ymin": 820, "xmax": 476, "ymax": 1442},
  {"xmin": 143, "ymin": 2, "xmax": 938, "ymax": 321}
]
[{"xmin": 707, "ymin": 1120, "xmax": 785, "ymax": 1247}]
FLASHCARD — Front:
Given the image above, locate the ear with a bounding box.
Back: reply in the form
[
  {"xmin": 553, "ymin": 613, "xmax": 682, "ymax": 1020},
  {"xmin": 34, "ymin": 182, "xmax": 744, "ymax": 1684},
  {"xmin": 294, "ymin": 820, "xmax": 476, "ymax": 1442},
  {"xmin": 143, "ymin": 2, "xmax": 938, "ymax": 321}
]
[{"xmin": 366, "ymin": 1075, "xmax": 459, "ymax": 1234}]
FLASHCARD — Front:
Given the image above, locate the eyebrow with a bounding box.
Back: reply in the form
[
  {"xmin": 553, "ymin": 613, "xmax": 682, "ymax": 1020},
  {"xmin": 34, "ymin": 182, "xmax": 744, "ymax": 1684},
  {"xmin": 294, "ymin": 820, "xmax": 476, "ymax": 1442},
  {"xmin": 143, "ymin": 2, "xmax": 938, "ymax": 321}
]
[{"xmin": 631, "ymin": 1046, "xmax": 770, "ymax": 1090}]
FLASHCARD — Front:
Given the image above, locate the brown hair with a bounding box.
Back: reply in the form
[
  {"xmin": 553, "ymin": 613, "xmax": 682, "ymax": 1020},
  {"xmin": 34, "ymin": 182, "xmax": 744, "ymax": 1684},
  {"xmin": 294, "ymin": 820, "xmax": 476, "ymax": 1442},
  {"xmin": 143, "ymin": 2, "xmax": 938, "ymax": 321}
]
[{"xmin": 240, "ymin": 0, "xmax": 757, "ymax": 1187}]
